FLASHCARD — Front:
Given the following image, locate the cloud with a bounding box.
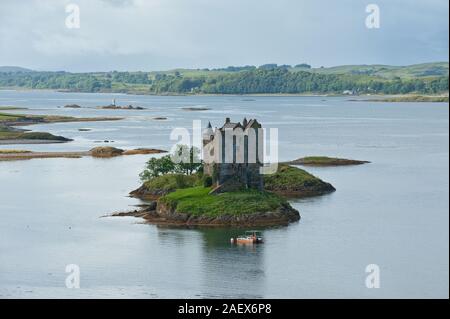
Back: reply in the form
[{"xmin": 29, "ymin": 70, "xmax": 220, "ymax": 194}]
[{"xmin": 0, "ymin": 0, "xmax": 448, "ymax": 71}]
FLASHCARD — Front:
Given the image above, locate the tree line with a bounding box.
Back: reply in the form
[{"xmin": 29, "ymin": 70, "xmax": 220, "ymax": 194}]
[{"xmin": 0, "ymin": 67, "xmax": 447, "ymax": 94}]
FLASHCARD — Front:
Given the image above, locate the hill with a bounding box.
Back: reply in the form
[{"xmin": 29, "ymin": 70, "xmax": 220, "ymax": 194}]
[
  {"xmin": 0, "ymin": 66, "xmax": 33, "ymax": 73},
  {"xmin": 0, "ymin": 62, "xmax": 447, "ymax": 95},
  {"xmin": 305, "ymin": 62, "xmax": 449, "ymax": 79}
]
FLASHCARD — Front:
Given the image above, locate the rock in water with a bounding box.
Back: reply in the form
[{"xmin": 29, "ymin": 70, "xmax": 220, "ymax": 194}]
[{"xmin": 90, "ymin": 146, "xmax": 124, "ymax": 158}]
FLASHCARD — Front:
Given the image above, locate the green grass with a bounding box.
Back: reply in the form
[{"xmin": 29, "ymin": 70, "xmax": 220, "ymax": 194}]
[
  {"xmin": 304, "ymin": 62, "xmax": 449, "ymax": 79},
  {"xmin": 0, "ymin": 111, "xmax": 81, "ymax": 124},
  {"xmin": 300, "ymin": 156, "xmax": 336, "ymax": 163},
  {"xmin": 0, "ymin": 126, "xmax": 71, "ymax": 141},
  {"xmin": 0, "ymin": 112, "xmax": 26, "ymax": 121},
  {"xmin": 145, "ymin": 174, "xmax": 201, "ymax": 192},
  {"xmin": 264, "ymin": 165, "xmax": 327, "ymax": 190},
  {"xmin": 160, "ymin": 186, "xmax": 286, "ymax": 217}
]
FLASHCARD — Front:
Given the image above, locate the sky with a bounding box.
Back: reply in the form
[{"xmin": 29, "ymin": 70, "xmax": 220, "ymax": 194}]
[{"xmin": 0, "ymin": 0, "xmax": 448, "ymax": 72}]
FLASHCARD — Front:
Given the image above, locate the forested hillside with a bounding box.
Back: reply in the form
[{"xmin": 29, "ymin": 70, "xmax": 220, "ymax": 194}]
[{"xmin": 0, "ymin": 63, "xmax": 448, "ymax": 95}]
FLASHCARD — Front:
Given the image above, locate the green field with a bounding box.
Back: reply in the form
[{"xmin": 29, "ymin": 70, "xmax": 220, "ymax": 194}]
[
  {"xmin": 0, "ymin": 112, "xmax": 28, "ymax": 121},
  {"xmin": 160, "ymin": 186, "xmax": 286, "ymax": 217},
  {"xmin": 305, "ymin": 62, "xmax": 449, "ymax": 79}
]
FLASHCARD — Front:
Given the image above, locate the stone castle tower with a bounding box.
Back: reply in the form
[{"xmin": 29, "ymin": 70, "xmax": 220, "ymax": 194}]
[{"xmin": 203, "ymin": 118, "xmax": 264, "ymax": 193}]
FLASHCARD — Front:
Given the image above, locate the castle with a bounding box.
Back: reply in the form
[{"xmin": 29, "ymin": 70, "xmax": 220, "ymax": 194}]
[{"xmin": 203, "ymin": 118, "xmax": 264, "ymax": 193}]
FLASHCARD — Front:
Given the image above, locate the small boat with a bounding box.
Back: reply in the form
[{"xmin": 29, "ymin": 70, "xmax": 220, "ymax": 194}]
[{"xmin": 231, "ymin": 230, "xmax": 264, "ymax": 244}]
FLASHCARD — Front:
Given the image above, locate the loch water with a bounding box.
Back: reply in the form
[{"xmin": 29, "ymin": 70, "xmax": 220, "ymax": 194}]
[{"xmin": 0, "ymin": 91, "xmax": 448, "ymax": 298}]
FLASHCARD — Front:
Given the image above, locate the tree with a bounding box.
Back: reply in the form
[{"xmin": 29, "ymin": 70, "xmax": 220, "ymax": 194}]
[
  {"xmin": 172, "ymin": 144, "xmax": 203, "ymax": 175},
  {"xmin": 295, "ymin": 63, "xmax": 311, "ymax": 69},
  {"xmin": 140, "ymin": 155, "xmax": 175, "ymax": 181},
  {"xmin": 139, "ymin": 145, "xmax": 203, "ymax": 182}
]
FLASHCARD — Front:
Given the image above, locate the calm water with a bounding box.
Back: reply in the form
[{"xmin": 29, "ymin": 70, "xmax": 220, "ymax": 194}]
[{"xmin": 0, "ymin": 90, "xmax": 448, "ymax": 298}]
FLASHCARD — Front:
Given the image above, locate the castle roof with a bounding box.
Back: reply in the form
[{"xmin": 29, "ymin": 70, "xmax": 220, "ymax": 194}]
[{"xmin": 219, "ymin": 117, "xmax": 260, "ymax": 131}]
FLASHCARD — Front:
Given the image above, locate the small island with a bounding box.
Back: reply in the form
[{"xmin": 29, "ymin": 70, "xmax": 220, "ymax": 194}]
[
  {"xmin": 0, "ymin": 110, "xmax": 122, "ymax": 145},
  {"xmin": 122, "ymin": 187, "xmax": 299, "ymax": 227},
  {"xmin": 287, "ymin": 156, "xmax": 370, "ymax": 166},
  {"xmin": 116, "ymin": 118, "xmax": 336, "ymax": 227},
  {"xmin": 181, "ymin": 107, "xmax": 211, "ymax": 111},
  {"xmin": 124, "ymin": 164, "xmax": 333, "ymax": 226},
  {"xmin": 0, "ymin": 146, "xmax": 166, "ymax": 161},
  {"xmin": 97, "ymin": 104, "xmax": 145, "ymax": 110},
  {"xmin": 131, "ymin": 164, "xmax": 335, "ymax": 200},
  {"xmin": 0, "ymin": 125, "xmax": 72, "ymax": 144},
  {"xmin": 63, "ymin": 104, "xmax": 82, "ymax": 108}
]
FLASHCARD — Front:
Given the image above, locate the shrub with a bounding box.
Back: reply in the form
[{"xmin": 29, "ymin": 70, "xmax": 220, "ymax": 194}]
[
  {"xmin": 175, "ymin": 174, "xmax": 187, "ymax": 188},
  {"xmin": 145, "ymin": 174, "xmax": 200, "ymax": 192}
]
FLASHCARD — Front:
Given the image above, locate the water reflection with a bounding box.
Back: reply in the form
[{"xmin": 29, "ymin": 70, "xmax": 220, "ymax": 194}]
[{"xmin": 154, "ymin": 226, "xmax": 265, "ymax": 298}]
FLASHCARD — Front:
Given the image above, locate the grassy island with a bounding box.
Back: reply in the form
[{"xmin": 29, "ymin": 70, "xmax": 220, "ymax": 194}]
[
  {"xmin": 131, "ymin": 163, "xmax": 336, "ymax": 200},
  {"xmin": 123, "ymin": 184, "xmax": 300, "ymax": 226},
  {"xmin": 0, "ymin": 125, "xmax": 71, "ymax": 142},
  {"xmin": 264, "ymin": 164, "xmax": 336, "ymax": 197},
  {"xmin": 160, "ymin": 187, "xmax": 286, "ymax": 217},
  {"xmin": 122, "ymin": 147, "xmax": 341, "ymax": 226},
  {"xmin": 0, "ymin": 110, "xmax": 122, "ymax": 145},
  {"xmin": 287, "ymin": 156, "xmax": 370, "ymax": 167}
]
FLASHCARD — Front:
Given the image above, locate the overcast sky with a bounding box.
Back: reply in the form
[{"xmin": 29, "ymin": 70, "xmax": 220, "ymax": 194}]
[{"xmin": 0, "ymin": 0, "xmax": 448, "ymax": 72}]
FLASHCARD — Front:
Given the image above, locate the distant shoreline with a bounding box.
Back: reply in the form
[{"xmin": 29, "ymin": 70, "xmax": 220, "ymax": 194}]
[
  {"xmin": 1, "ymin": 88, "xmax": 448, "ymax": 99},
  {"xmin": 349, "ymin": 94, "xmax": 449, "ymax": 103}
]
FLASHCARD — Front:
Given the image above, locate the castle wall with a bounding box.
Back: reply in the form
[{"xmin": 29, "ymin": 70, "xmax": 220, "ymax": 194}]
[{"xmin": 203, "ymin": 119, "xmax": 264, "ymax": 191}]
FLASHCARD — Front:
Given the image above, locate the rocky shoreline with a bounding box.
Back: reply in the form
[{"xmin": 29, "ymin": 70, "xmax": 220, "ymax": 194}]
[
  {"xmin": 123, "ymin": 163, "xmax": 340, "ymax": 227},
  {"xmin": 111, "ymin": 201, "xmax": 300, "ymax": 227},
  {"xmin": 129, "ymin": 183, "xmax": 171, "ymax": 200}
]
